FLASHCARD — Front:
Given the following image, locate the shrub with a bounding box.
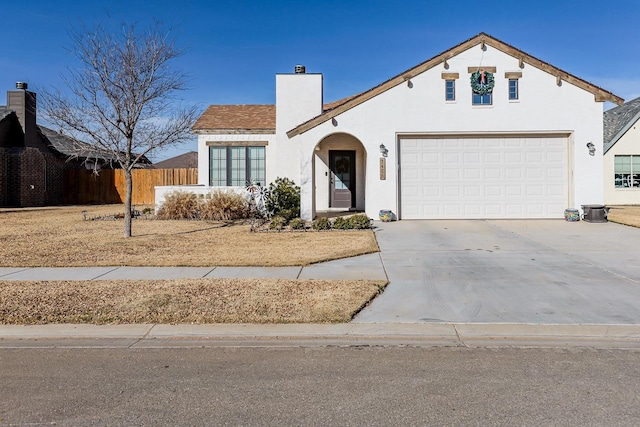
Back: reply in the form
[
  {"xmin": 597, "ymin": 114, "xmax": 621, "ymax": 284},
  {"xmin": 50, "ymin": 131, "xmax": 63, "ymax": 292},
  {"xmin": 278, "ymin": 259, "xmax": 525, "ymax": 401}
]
[
  {"xmin": 156, "ymin": 191, "xmax": 201, "ymax": 219},
  {"xmin": 289, "ymin": 218, "xmax": 306, "ymax": 230},
  {"xmin": 269, "ymin": 215, "xmax": 287, "ymax": 231},
  {"xmin": 312, "ymin": 217, "xmax": 331, "ymax": 231},
  {"xmin": 277, "ymin": 208, "xmax": 296, "ymax": 222},
  {"xmin": 265, "ymin": 177, "xmax": 300, "ymax": 219},
  {"xmin": 332, "ymin": 216, "xmax": 351, "ymax": 230},
  {"xmin": 348, "ymin": 214, "xmax": 371, "ymax": 229},
  {"xmin": 201, "ymin": 190, "xmax": 249, "ymax": 221}
]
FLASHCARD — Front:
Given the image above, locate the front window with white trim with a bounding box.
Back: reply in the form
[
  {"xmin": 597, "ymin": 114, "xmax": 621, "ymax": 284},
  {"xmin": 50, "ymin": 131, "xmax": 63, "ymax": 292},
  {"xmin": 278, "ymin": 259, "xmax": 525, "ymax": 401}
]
[
  {"xmin": 615, "ymin": 155, "xmax": 640, "ymax": 188},
  {"xmin": 209, "ymin": 146, "xmax": 266, "ymax": 186}
]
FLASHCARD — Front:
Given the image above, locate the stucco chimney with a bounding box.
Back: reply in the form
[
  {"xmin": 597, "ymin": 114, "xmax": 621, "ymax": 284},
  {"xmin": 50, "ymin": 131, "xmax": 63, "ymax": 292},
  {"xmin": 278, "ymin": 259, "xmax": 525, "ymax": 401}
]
[
  {"xmin": 276, "ymin": 68, "xmax": 322, "ymax": 134},
  {"xmin": 7, "ymin": 82, "xmax": 37, "ymax": 147}
]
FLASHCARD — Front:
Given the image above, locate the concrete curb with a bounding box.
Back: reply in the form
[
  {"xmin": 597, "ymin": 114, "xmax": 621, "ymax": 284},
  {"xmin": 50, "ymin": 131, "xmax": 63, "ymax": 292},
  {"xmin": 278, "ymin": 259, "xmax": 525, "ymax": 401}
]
[{"xmin": 1, "ymin": 323, "xmax": 640, "ymax": 349}]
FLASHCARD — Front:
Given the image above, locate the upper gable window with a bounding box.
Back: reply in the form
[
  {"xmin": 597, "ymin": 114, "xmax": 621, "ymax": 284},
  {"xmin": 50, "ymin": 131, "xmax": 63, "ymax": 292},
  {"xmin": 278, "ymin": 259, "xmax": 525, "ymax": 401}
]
[
  {"xmin": 445, "ymin": 80, "xmax": 455, "ymax": 101},
  {"xmin": 508, "ymin": 79, "xmax": 519, "ymax": 100},
  {"xmin": 472, "ymin": 93, "xmax": 492, "ymax": 105},
  {"xmin": 470, "ymin": 69, "xmax": 494, "ymax": 106},
  {"xmin": 505, "ymin": 72, "xmax": 522, "ymax": 101},
  {"xmin": 442, "ymin": 72, "xmax": 459, "ymax": 102}
]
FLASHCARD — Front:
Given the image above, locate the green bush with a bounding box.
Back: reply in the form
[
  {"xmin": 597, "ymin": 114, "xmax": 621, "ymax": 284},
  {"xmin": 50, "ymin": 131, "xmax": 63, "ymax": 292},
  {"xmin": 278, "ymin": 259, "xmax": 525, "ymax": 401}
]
[
  {"xmin": 265, "ymin": 177, "xmax": 300, "ymax": 219},
  {"xmin": 289, "ymin": 218, "xmax": 306, "ymax": 230},
  {"xmin": 156, "ymin": 191, "xmax": 201, "ymax": 219},
  {"xmin": 332, "ymin": 216, "xmax": 351, "ymax": 230},
  {"xmin": 312, "ymin": 217, "xmax": 331, "ymax": 231},
  {"xmin": 200, "ymin": 190, "xmax": 249, "ymax": 221},
  {"xmin": 348, "ymin": 214, "xmax": 371, "ymax": 229},
  {"xmin": 269, "ymin": 215, "xmax": 287, "ymax": 231}
]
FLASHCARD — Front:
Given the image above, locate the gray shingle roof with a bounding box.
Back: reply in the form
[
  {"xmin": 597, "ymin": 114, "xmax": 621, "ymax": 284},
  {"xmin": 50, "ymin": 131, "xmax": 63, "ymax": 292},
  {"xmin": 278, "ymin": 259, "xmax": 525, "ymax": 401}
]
[
  {"xmin": 37, "ymin": 125, "xmax": 113, "ymax": 161},
  {"xmin": 153, "ymin": 151, "xmax": 197, "ymax": 169},
  {"xmin": 603, "ymin": 96, "xmax": 640, "ymax": 153},
  {"xmin": 37, "ymin": 125, "xmax": 152, "ymax": 165},
  {"xmin": 0, "ymin": 107, "xmax": 12, "ymax": 121}
]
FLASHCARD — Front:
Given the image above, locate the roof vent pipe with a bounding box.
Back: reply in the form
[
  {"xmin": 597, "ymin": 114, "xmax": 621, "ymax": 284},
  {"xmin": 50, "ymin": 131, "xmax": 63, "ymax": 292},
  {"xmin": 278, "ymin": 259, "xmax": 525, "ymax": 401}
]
[
  {"xmin": 16, "ymin": 82, "xmax": 28, "ymax": 90},
  {"xmin": 294, "ymin": 65, "xmax": 306, "ymax": 74}
]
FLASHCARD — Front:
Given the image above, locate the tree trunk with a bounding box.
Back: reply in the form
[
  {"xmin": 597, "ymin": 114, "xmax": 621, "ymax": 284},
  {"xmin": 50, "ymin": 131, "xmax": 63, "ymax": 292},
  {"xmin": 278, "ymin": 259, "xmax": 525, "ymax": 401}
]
[{"xmin": 124, "ymin": 168, "xmax": 133, "ymax": 238}]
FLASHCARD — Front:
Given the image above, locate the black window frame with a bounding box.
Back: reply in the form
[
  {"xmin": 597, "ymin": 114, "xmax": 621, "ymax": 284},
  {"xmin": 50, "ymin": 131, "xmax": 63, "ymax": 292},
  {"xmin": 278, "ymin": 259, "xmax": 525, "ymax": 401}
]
[{"xmin": 208, "ymin": 145, "xmax": 266, "ymax": 187}]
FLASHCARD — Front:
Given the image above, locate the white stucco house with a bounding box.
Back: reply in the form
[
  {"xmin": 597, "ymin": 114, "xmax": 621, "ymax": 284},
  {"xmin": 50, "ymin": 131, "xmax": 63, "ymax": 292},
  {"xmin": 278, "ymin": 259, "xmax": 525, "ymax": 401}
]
[
  {"xmin": 603, "ymin": 97, "xmax": 640, "ymax": 205},
  {"xmin": 188, "ymin": 32, "xmax": 624, "ymax": 221}
]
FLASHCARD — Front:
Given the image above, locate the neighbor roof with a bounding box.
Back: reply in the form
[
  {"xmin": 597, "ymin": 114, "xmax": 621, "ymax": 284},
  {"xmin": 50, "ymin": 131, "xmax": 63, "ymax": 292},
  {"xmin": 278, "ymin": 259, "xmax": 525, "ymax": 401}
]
[
  {"xmin": 288, "ymin": 32, "xmax": 624, "ymax": 137},
  {"xmin": 603, "ymin": 97, "xmax": 640, "ymax": 154},
  {"xmin": 0, "ymin": 107, "xmax": 12, "ymax": 121},
  {"xmin": 38, "ymin": 125, "xmax": 152, "ymax": 165},
  {"xmin": 193, "ymin": 105, "xmax": 276, "ymax": 134},
  {"xmin": 153, "ymin": 151, "xmax": 198, "ymax": 169}
]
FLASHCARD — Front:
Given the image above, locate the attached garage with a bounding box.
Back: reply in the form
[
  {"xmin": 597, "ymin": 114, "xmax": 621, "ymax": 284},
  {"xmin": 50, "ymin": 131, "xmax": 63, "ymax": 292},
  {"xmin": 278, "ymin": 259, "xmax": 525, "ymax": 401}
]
[{"xmin": 399, "ymin": 135, "xmax": 570, "ymax": 219}]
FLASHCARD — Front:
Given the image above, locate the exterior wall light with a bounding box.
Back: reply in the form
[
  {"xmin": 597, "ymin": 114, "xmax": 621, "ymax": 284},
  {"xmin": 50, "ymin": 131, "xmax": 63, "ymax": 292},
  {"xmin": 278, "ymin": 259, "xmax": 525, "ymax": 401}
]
[
  {"xmin": 586, "ymin": 142, "xmax": 596, "ymax": 156},
  {"xmin": 379, "ymin": 143, "xmax": 388, "ymax": 157}
]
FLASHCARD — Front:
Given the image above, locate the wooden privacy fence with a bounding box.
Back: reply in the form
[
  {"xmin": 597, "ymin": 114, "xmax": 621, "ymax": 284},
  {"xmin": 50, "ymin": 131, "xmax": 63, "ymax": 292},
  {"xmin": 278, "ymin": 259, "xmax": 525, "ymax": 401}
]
[{"xmin": 63, "ymin": 168, "xmax": 198, "ymax": 205}]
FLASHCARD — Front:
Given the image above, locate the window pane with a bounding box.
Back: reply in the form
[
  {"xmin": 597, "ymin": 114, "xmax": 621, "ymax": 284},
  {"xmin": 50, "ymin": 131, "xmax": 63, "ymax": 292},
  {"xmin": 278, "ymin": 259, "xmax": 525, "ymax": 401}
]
[
  {"xmin": 445, "ymin": 80, "xmax": 455, "ymax": 101},
  {"xmin": 229, "ymin": 147, "xmax": 246, "ymax": 186},
  {"xmin": 209, "ymin": 147, "xmax": 227, "ymax": 186},
  {"xmin": 248, "ymin": 147, "xmax": 266, "ymax": 186},
  {"xmin": 472, "ymin": 93, "xmax": 492, "ymax": 105},
  {"xmin": 509, "ymin": 79, "xmax": 518, "ymax": 100},
  {"xmin": 615, "ymin": 156, "xmax": 631, "ymax": 173}
]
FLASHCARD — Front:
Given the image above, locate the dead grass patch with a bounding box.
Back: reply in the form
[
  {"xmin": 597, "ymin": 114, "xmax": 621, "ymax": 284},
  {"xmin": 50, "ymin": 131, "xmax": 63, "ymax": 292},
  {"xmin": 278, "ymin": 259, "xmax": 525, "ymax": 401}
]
[
  {"xmin": 0, "ymin": 205, "xmax": 379, "ymax": 267},
  {"xmin": 0, "ymin": 279, "xmax": 387, "ymax": 324},
  {"xmin": 607, "ymin": 205, "xmax": 640, "ymax": 228}
]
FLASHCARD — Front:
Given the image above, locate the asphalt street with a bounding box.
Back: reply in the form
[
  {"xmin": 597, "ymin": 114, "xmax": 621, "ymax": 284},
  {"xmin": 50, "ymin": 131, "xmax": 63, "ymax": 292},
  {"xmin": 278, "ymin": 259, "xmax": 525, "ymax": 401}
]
[{"xmin": 2, "ymin": 346, "xmax": 640, "ymax": 426}]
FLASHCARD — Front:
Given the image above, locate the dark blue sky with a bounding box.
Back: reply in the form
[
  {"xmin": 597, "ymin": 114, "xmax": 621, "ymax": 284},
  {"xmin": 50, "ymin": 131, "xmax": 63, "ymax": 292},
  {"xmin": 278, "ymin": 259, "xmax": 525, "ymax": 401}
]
[{"xmin": 2, "ymin": 0, "xmax": 639, "ymax": 160}]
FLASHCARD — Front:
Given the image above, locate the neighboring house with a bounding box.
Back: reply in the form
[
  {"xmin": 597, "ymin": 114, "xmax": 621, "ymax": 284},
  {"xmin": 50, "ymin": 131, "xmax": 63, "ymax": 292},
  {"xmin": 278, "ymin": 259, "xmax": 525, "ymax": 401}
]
[
  {"xmin": 192, "ymin": 33, "xmax": 623, "ymax": 220},
  {"xmin": 603, "ymin": 97, "xmax": 640, "ymax": 205},
  {"xmin": 153, "ymin": 151, "xmax": 198, "ymax": 169},
  {"xmin": 0, "ymin": 83, "xmax": 152, "ymax": 207}
]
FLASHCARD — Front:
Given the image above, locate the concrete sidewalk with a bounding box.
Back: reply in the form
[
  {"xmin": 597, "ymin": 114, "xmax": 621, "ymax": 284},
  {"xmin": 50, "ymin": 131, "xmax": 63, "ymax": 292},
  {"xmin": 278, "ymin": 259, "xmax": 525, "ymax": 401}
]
[
  {"xmin": 1, "ymin": 323, "xmax": 640, "ymax": 349},
  {"xmin": 0, "ymin": 253, "xmax": 388, "ymax": 282}
]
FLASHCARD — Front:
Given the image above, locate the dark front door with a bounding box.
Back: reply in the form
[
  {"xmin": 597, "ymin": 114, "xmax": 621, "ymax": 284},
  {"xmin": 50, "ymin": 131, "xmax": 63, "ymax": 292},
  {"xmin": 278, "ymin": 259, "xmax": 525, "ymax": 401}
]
[{"xmin": 329, "ymin": 150, "xmax": 356, "ymax": 208}]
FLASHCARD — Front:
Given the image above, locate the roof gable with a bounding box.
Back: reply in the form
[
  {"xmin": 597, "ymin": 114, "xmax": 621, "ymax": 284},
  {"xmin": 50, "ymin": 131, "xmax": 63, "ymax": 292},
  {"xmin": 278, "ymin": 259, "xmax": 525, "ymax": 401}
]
[
  {"xmin": 288, "ymin": 32, "xmax": 624, "ymax": 138},
  {"xmin": 603, "ymin": 97, "xmax": 640, "ymax": 153}
]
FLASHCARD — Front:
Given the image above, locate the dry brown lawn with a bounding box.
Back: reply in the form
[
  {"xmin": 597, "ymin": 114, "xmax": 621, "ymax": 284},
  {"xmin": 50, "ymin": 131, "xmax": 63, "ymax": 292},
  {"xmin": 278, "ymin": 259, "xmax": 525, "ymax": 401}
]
[
  {"xmin": 0, "ymin": 205, "xmax": 384, "ymax": 325},
  {"xmin": 0, "ymin": 278, "xmax": 387, "ymax": 324},
  {"xmin": 0, "ymin": 205, "xmax": 379, "ymax": 267},
  {"xmin": 607, "ymin": 205, "xmax": 640, "ymax": 228}
]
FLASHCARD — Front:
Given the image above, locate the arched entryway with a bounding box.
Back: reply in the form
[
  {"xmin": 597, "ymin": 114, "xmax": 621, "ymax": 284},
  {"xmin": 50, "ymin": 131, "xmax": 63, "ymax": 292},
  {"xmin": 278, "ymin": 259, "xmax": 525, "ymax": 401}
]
[{"xmin": 312, "ymin": 133, "xmax": 367, "ymax": 217}]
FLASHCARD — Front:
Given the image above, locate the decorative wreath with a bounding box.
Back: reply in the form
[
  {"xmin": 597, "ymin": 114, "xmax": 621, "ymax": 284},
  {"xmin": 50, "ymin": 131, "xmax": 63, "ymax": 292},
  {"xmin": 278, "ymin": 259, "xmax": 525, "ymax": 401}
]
[{"xmin": 470, "ymin": 70, "xmax": 495, "ymax": 95}]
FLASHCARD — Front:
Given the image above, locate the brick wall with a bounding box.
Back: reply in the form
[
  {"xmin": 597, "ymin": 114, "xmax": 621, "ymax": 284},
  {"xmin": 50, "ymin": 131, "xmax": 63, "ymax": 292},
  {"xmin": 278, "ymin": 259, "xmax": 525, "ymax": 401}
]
[
  {"xmin": 0, "ymin": 148, "xmax": 6, "ymax": 206},
  {"xmin": 6, "ymin": 147, "xmax": 45, "ymax": 207}
]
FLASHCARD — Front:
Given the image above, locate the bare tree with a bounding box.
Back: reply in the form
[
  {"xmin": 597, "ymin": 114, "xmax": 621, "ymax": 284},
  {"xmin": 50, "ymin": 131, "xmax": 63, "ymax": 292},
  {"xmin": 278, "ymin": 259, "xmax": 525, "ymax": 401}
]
[{"xmin": 41, "ymin": 21, "xmax": 200, "ymax": 237}]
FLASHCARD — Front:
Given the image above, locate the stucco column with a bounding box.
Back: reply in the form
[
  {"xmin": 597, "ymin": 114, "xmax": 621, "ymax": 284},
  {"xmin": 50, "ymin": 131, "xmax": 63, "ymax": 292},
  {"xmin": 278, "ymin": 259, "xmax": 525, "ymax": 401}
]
[{"xmin": 300, "ymin": 149, "xmax": 314, "ymax": 221}]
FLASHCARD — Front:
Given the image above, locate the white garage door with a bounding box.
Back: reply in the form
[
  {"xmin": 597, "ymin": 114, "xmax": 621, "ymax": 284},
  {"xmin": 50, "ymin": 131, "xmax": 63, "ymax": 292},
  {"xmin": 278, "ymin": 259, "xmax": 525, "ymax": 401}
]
[{"xmin": 399, "ymin": 136, "xmax": 568, "ymax": 219}]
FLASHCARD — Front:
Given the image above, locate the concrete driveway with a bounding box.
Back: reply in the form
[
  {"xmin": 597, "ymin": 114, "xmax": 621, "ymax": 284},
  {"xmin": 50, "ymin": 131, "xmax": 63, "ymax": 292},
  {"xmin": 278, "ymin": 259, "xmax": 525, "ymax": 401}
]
[{"xmin": 355, "ymin": 220, "xmax": 640, "ymax": 324}]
